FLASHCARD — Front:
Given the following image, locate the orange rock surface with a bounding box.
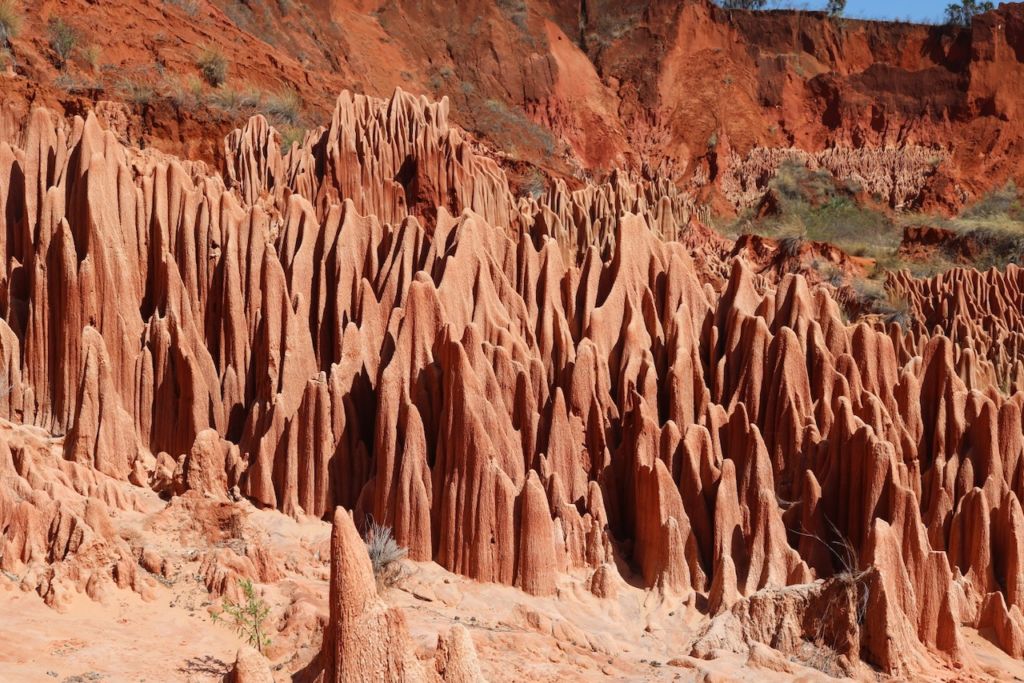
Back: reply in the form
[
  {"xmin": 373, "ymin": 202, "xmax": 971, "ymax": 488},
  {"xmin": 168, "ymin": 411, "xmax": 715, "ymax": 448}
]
[{"xmin": 0, "ymin": 3, "xmax": 1024, "ymax": 681}]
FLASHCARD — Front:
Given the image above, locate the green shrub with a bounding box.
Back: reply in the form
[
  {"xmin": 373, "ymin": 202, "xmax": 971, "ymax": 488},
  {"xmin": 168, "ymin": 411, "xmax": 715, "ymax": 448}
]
[
  {"xmin": 962, "ymin": 182, "xmax": 1021, "ymax": 220},
  {"xmin": 167, "ymin": 75, "xmax": 205, "ymax": 110},
  {"xmin": 209, "ymin": 84, "xmax": 262, "ymax": 116},
  {"xmin": 945, "ymin": 1, "xmax": 994, "ymax": 26},
  {"xmin": 962, "ymin": 228, "xmax": 1024, "ymax": 269},
  {"xmin": 211, "ymin": 579, "xmax": 271, "ymax": 653},
  {"xmin": 196, "ymin": 46, "xmax": 228, "ymax": 86},
  {"xmin": 0, "ymin": 0, "xmax": 23, "ymax": 46},
  {"xmin": 778, "ymin": 235, "xmax": 805, "ymax": 259},
  {"xmin": 264, "ymin": 89, "xmax": 301, "ymax": 125},
  {"xmin": 876, "ymin": 293, "xmax": 914, "ymax": 329},
  {"xmin": 496, "ymin": 0, "xmax": 528, "ymax": 32},
  {"xmin": 81, "ymin": 44, "xmax": 100, "ymax": 72},
  {"xmin": 48, "ymin": 17, "xmax": 77, "ymax": 70},
  {"xmin": 278, "ymin": 126, "xmax": 305, "ymax": 154},
  {"xmin": 119, "ymin": 80, "xmax": 155, "ymax": 106}
]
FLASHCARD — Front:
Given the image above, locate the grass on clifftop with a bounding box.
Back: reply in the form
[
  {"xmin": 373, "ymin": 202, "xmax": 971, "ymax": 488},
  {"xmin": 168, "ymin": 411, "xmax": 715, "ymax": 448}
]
[
  {"xmin": 716, "ymin": 164, "xmax": 1024, "ymax": 279},
  {"xmin": 900, "ymin": 182, "xmax": 1024, "ymax": 272},
  {"xmin": 715, "ymin": 160, "xmax": 900, "ymax": 261}
]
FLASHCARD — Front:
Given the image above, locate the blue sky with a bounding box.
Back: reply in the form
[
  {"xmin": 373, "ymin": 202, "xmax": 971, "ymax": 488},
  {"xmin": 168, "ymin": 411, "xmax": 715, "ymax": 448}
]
[{"xmin": 786, "ymin": 1, "xmax": 956, "ymax": 23}]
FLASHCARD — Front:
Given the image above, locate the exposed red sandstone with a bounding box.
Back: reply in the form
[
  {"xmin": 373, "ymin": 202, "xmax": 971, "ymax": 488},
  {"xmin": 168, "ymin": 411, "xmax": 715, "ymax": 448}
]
[
  {"xmin": 229, "ymin": 646, "xmax": 275, "ymax": 683},
  {"xmin": 0, "ymin": 84, "xmax": 1023, "ymax": 679},
  {"xmin": 302, "ymin": 507, "xmax": 484, "ymax": 682}
]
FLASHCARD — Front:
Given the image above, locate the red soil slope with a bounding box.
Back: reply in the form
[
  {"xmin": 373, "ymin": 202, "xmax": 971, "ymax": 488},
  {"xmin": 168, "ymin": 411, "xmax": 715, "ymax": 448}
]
[{"xmin": 3, "ymin": 1, "xmax": 1024, "ymax": 209}]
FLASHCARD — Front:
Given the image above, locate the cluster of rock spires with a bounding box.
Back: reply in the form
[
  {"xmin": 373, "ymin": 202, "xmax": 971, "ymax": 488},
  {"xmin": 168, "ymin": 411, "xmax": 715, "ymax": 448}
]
[
  {"xmin": 720, "ymin": 143, "xmax": 949, "ymax": 210},
  {"xmin": 228, "ymin": 507, "xmax": 487, "ymax": 683},
  {"xmin": 1, "ymin": 87, "xmax": 1024, "ymax": 677},
  {"xmin": 888, "ymin": 265, "xmax": 1024, "ymax": 392}
]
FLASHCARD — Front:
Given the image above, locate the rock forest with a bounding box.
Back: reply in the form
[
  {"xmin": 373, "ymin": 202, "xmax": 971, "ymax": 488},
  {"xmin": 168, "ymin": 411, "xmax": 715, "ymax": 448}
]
[{"xmin": 1, "ymin": 0, "xmax": 1024, "ymax": 681}]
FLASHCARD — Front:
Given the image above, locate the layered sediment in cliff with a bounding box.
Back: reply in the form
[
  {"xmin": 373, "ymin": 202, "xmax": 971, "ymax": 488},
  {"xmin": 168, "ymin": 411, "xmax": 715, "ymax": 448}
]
[
  {"xmin": 5, "ymin": 1, "xmax": 1024, "ymax": 216},
  {"xmin": 1, "ymin": 88, "xmax": 1023, "ymax": 677}
]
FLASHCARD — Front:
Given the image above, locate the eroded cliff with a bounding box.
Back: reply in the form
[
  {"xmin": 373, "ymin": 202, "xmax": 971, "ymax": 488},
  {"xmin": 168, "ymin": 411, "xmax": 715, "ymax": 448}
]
[{"xmin": 0, "ymin": 86, "xmax": 1023, "ymax": 680}]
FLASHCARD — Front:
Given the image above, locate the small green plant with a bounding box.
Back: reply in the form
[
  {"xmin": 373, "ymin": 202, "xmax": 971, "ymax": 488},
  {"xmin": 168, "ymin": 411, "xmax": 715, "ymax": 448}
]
[
  {"xmin": 826, "ymin": 0, "xmax": 846, "ymax": 17},
  {"xmin": 119, "ymin": 79, "xmax": 154, "ymax": 106},
  {"xmin": 168, "ymin": 74, "xmax": 205, "ymax": 110},
  {"xmin": 265, "ymin": 88, "xmax": 301, "ymax": 125},
  {"xmin": 209, "ymin": 83, "xmax": 262, "ymax": 116},
  {"xmin": 0, "ymin": 0, "xmax": 23, "ymax": 46},
  {"xmin": 211, "ymin": 579, "xmax": 271, "ymax": 653},
  {"xmin": 853, "ymin": 280, "xmax": 915, "ymax": 329},
  {"xmin": 364, "ymin": 520, "xmax": 407, "ymax": 590},
  {"xmin": 496, "ymin": 0, "xmax": 529, "ymax": 32},
  {"xmin": 48, "ymin": 17, "xmax": 77, "ymax": 70},
  {"xmin": 777, "ymin": 234, "xmax": 805, "ymax": 259},
  {"xmin": 815, "ymin": 262, "xmax": 846, "ymax": 287},
  {"xmin": 278, "ymin": 126, "xmax": 305, "ymax": 154},
  {"xmin": 522, "ymin": 168, "xmax": 546, "ymax": 199},
  {"xmin": 209, "ymin": 84, "xmax": 243, "ymax": 113},
  {"xmin": 81, "ymin": 44, "xmax": 100, "ymax": 72},
  {"xmin": 196, "ymin": 45, "xmax": 228, "ymax": 86}
]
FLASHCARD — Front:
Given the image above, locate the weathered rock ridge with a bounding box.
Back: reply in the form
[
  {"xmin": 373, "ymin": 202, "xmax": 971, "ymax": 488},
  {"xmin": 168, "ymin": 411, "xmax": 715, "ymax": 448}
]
[{"xmin": 0, "ymin": 88, "xmax": 1023, "ymax": 677}]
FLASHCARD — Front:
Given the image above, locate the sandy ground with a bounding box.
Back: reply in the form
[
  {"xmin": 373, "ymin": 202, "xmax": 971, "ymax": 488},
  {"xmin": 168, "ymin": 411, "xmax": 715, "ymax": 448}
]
[
  {"xmin": 2, "ymin": 454, "xmax": 1023, "ymax": 683},
  {"xmin": 0, "ymin": 587, "xmax": 238, "ymax": 682},
  {"xmin": 0, "ymin": 562, "xmax": 783, "ymax": 683}
]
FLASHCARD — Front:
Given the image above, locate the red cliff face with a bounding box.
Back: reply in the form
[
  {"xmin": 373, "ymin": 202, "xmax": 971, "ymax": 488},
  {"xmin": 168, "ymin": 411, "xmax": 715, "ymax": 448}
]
[
  {"xmin": 0, "ymin": 86, "xmax": 1023, "ymax": 677},
  {"xmin": 3, "ymin": 1, "xmax": 1023, "ymax": 211}
]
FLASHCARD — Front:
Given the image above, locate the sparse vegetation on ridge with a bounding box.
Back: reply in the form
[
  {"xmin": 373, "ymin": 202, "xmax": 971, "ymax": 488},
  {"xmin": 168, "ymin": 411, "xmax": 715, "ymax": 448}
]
[
  {"xmin": 196, "ymin": 46, "xmax": 228, "ymax": 87},
  {"xmin": 47, "ymin": 17, "xmax": 77, "ymax": 70},
  {"xmin": 717, "ymin": 0, "xmax": 768, "ymax": 8},
  {"xmin": 0, "ymin": 0, "xmax": 23, "ymax": 46},
  {"xmin": 945, "ymin": 0, "xmax": 994, "ymax": 26}
]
